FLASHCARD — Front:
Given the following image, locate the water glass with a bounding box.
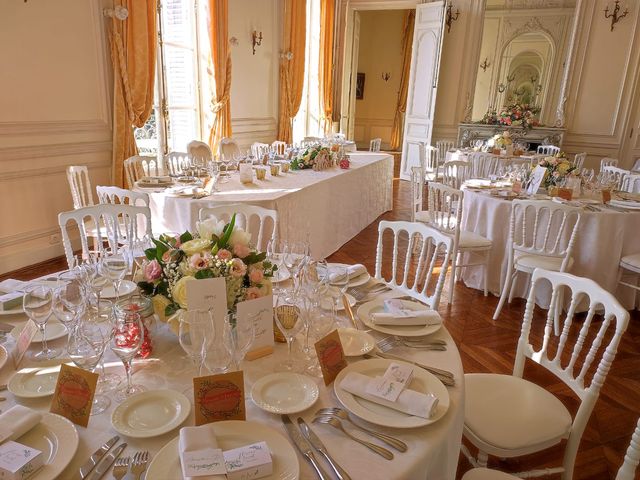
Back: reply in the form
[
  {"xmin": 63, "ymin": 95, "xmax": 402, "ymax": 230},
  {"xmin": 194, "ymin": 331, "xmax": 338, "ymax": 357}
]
[
  {"xmin": 223, "ymin": 313, "xmax": 256, "ymax": 371},
  {"xmin": 23, "ymin": 285, "xmax": 60, "ymax": 361},
  {"xmin": 178, "ymin": 309, "xmax": 215, "ymax": 377},
  {"xmin": 273, "ymin": 295, "xmax": 304, "ymax": 372},
  {"xmin": 101, "ymin": 253, "xmax": 128, "ymax": 301},
  {"xmin": 110, "ymin": 311, "xmax": 145, "ymax": 402}
]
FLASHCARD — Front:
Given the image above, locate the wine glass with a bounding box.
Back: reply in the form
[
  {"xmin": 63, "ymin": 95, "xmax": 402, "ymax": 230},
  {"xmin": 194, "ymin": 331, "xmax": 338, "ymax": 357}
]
[
  {"xmin": 273, "ymin": 295, "xmax": 304, "ymax": 372},
  {"xmin": 52, "ymin": 286, "xmax": 83, "ymax": 340},
  {"xmin": 223, "ymin": 313, "xmax": 256, "ymax": 372},
  {"xmin": 267, "ymin": 239, "xmax": 287, "ymax": 285},
  {"xmin": 110, "ymin": 311, "xmax": 145, "ymax": 402},
  {"xmin": 178, "ymin": 309, "xmax": 215, "ymax": 377},
  {"xmin": 101, "ymin": 252, "xmax": 128, "ymax": 301},
  {"xmin": 89, "ymin": 299, "xmax": 122, "ymax": 391},
  {"xmin": 23, "ymin": 285, "xmax": 60, "ymax": 361},
  {"xmin": 329, "ymin": 265, "xmax": 351, "ymax": 323}
]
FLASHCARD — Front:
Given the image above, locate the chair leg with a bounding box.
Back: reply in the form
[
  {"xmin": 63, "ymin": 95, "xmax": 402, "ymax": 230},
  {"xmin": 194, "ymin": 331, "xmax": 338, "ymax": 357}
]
[
  {"xmin": 507, "ymin": 270, "xmax": 519, "ymax": 304},
  {"xmin": 483, "ymin": 251, "xmax": 489, "ymax": 297},
  {"xmin": 447, "ymin": 250, "xmax": 458, "ymax": 305},
  {"xmin": 493, "ymin": 269, "xmax": 513, "ymax": 320}
]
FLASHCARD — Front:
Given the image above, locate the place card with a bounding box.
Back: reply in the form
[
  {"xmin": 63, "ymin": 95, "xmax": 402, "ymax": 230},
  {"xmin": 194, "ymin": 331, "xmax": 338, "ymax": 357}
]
[
  {"xmin": 315, "ymin": 329, "xmax": 348, "ymax": 385},
  {"xmin": 0, "ymin": 441, "xmax": 44, "ymax": 480},
  {"xmin": 181, "ymin": 448, "xmax": 226, "ymax": 477},
  {"xmin": 186, "ymin": 277, "xmax": 227, "ymax": 331},
  {"xmin": 12, "ymin": 320, "xmax": 38, "ymax": 369},
  {"xmin": 50, "ymin": 364, "xmax": 98, "ymax": 427},
  {"xmin": 193, "ymin": 371, "xmax": 245, "ymax": 426},
  {"xmin": 365, "ymin": 377, "xmax": 404, "ymax": 402},
  {"xmin": 223, "ymin": 441, "xmax": 273, "ymax": 480},
  {"xmin": 237, "ymin": 295, "xmax": 274, "ymax": 361},
  {"xmin": 527, "ymin": 165, "xmax": 547, "ymax": 195}
]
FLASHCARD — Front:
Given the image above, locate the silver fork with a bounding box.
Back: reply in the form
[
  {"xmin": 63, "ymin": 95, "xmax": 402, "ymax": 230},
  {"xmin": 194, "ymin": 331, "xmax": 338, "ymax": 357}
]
[
  {"xmin": 112, "ymin": 456, "xmax": 130, "ymax": 480},
  {"xmin": 313, "ymin": 416, "xmax": 394, "ymax": 460},
  {"xmin": 315, "ymin": 408, "xmax": 408, "ymax": 452},
  {"xmin": 377, "ymin": 336, "xmax": 447, "ymax": 351},
  {"xmin": 130, "ymin": 451, "xmax": 149, "ymax": 480},
  {"xmin": 348, "ymin": 284, "xmax": 390, "ymax": 302}
]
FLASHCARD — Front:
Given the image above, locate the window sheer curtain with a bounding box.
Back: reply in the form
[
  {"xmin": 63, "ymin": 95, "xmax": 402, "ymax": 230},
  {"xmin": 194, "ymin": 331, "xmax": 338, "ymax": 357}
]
[
  {"xmin": 208, "ymin": 0, "xmax": 232, "ymax": 154},
  {"xmin": 278, "ymin": 0, "xmax": 307, "ymax": 143},
  {"xmin": 319, "ymin": 0, "xmax": 335, "ymax": 134},
  {"xmin": 110, "ymin": 0, "xmax": 157, "ymax": 187},
  {"xmin": 390, "ymin": 10, "xmax": 415, "ymax": 150}
]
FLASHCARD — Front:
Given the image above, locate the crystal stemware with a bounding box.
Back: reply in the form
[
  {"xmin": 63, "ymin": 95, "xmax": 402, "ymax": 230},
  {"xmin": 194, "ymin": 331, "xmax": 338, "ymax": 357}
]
[
  {"xmin": 110, "ymin": 311, "xmax": 145, "ymax": 402},
  {"xmin": 90, "ymin": 299, "xmax": 122, "ymax": 391},
  {"xmin": 101, "ymin": 252, "xmax": 128, "ymax": 301},
  {"xmin": 23, "ymin": 285, "xmax": 60, "ymax": 361},
  {"xmin": 273, "ymin": 295, "xmax": 304, "ymax": 372},
  {"xmin": 223, "ymin": 313, "xmax": 256, "ymax": 372},
  {"xmin": 179, "ymin": 309, "xmax": 215, "ymax": 377}
]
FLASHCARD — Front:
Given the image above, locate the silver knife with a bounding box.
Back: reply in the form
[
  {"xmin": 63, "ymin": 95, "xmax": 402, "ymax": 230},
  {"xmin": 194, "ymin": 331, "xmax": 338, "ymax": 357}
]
[
  {"xmin": 281, "ymin": 415, "xmax": 331, "ymax": 480},
  {"xmin": 297, "ymin": 417, "xmax": 352, "ymax": 480},
  {"xmin": 72, "ymin": 435, "xmax": 120, "ymax": 480},
  {"xmin": 86, "ymin": 442, "xmax": 127, "ymax": 480}
]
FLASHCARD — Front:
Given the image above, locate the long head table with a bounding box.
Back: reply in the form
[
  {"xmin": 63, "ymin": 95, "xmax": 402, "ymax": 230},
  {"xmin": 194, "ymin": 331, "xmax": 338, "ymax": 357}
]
[{"xmin": 139, "ymin": 152, "xmax": 394, "ymax": 260}]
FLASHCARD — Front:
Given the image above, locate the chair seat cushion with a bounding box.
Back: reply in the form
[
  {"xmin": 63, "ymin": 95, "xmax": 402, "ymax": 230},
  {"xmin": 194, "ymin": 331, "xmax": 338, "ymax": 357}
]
[
  {"xmin": 514, "ymin": 253, "xmax": 571, "ymax": 272},
  {"xmin": 464, "ymin": 373, "xmax": 572, "ymax": 452},
  {"xmin": 459, "ymin": 230, "xmax": 492, "ymax": 249},
  {"xmin": 620, "ymin": 253, "xmax": 640, "ymax": 272},
  {"xmin": 462, "ymin": 468, "xmax": 519, "ymax": 480}
]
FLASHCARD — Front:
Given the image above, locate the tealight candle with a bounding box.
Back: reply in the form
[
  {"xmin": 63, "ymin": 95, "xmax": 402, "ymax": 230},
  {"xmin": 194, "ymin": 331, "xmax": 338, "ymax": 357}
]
[
  {"xmin": 270, "ymin": 164, "xmax": 280, "ymax": 176},
  {"xmin": 255, "ymin": 167, "xmax": 266, "ymax": 180}
]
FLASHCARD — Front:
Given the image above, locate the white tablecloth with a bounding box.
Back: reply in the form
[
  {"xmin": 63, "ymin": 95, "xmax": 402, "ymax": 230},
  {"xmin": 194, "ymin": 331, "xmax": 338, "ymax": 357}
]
[
  {"xmin": 0, "ymin": 286, "xmax": 464, "ymax": 480},
  {"xmin": 460, "ymin": 189, "xmax": 640, "ymax": 307},
  {"xmin": 140, "ymin": 152, "xmax": 394, "ymax": 260}
]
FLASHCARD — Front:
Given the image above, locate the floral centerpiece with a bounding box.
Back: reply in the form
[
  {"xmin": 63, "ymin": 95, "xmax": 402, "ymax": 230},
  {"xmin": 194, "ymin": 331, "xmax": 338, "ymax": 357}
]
[
  {"xmin": 291, "ymin": 144, "xmax": 335, "ymax": 171},
  {"xmin": 137, "ymin": 214, "xmax": 276, "ymax": 333},
  {"xmin": 488, "ymin": 131, "xmax": 513, "ymax": 149},
  {"xmin": 478, "ymin": 103, "xmax": 541, "ymax": 131},
  {"xmin": 537, "ymin": 152, "xmax": 577, "ymax": 189}
]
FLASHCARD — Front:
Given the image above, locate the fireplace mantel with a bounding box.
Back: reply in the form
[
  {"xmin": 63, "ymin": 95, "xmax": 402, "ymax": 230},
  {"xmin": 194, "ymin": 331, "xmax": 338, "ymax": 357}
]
[{"xmin": 457, "ymin": 123, "xmax": 565, "ymax": 148}]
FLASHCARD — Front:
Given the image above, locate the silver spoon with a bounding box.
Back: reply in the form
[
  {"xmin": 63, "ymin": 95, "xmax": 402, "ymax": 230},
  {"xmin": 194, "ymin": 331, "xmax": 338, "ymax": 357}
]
[{"xmin": 313, "ymin": 416, "xmax": 394, "ymax": 460}]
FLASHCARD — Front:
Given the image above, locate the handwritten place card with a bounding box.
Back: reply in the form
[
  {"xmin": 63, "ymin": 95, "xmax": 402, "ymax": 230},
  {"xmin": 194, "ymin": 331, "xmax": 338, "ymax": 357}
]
[
  {"xmin": 186, "ymin": 277, "xmax": 227, "ymax": 330},
  {"xmin": 12, "ymin": 320, "xmax": 37, "ymax": 369},
  {"xmin": 193, "ymin": 370, "xmax": 245, "ymax": 426},
  {"xmin": 223, "ymin": 441, "xmax": 273, "ymax": 480},
  {"xmin": 527, "ymin": 165, "xmax": 547, "ymax": 195},
  {"xmin": 181, "ymin": 448, "xmax": 226, "ymax": 477},
  {"xmin": 237, "ymin": 295, "xmax": 274, "ymax": 361},
  {"xmin": 315, "ymin": 329, "xmax": 348, "ymax": 385},
  {"xmin": 50, "ymin": 364, "xmax": 98, "ymax": 427}
]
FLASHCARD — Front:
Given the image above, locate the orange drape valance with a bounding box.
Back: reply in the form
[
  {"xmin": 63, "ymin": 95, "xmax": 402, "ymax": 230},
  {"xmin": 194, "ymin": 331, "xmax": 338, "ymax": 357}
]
[
  {"xmin": 319, "ymin": 0, "xmax": 335, "ymax": 134},
  {"xmin": 110, "ymin": 0, "xmax": 157, "ymax": 187},
  {"xmin": 390, "ymin": 10, "xmax": 415, "ymax": 151},
  {"xmin": 277, "ymin": 0, "xmax": 307, "ymax": 143},
  {"xmin": 208, "ymin": 0, "xmax": 232, "ymax": 155}
]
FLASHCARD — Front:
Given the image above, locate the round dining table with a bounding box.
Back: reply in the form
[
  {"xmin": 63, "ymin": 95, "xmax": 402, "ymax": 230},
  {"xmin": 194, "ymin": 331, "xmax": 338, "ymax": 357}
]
[{"xmin": 0, "ymin": 280, "xmax": 464, "ymax": 480}]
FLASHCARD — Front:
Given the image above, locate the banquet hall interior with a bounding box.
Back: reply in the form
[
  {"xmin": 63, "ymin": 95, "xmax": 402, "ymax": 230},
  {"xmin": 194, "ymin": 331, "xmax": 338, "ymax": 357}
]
[{"xmin": 1, "ymin": 0, "xmax": 640, "ymax": 479}]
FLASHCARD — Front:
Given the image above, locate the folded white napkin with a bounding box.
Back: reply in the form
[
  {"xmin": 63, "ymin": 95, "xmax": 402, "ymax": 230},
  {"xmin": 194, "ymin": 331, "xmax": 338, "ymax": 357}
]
[
  {"xmin": 328, "ymin": 264, "xmax": 367, "ymax": 283},
  {"xmin": 370, "ymin": 309, "xmax": 441, "ymax": 326},
  {"xmin": 340, "ymin": 372, "xmax": 439, "ymax": 419},
  {"xmin": 0, "ymin": 279, "xmax": 26, "ymax": 294},
  {"xmin": 0, "ymin": 405, "xmax": 42, "ymax": 444},
  {"xmin": 179, "ymin": 425, "xmax": 225, "ymax": 480}
]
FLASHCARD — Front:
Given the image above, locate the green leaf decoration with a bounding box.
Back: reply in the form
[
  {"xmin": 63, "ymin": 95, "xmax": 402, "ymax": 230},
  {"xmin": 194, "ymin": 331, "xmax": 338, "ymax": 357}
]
[
  {"xmin": 243, "ymin": 252, "xmax": 267, "ymax": 265},
  {"xmin": 165, "ymin": 303, "xmax": 180, "ymax": 317},
  {"xmin": 194, "ymin": 269, "xmax": 215, "ymax": 279},
  {"xmin": 144, "ymin": 248, "xmax": 156, "ymax": 261},
  {"xmin": 179, "ymin": 231, "xmax": 193, "ymax": 243},
  {"xmin": 137, "ymin": 281, "xmax": 155, "ymax": 296},
  {"xmin": 218, "ymin": 213, "xmax": 236, "ymax": 248}
]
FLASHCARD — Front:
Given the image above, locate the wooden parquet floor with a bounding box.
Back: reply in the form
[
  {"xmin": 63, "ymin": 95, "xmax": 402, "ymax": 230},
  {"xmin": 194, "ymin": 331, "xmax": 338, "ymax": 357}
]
[{"xmin": 3, "ymin": 155, "xmax": 638, "ymax": 479}]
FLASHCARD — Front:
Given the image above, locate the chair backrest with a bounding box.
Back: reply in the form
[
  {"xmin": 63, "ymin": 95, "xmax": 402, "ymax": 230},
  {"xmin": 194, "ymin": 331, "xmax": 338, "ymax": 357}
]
[
  {"xmin": 271, "ymin": 141, "xmax": 287, "ymax": 156},
  {"xmin": 187, "ymin": 140, "xmax": 213, "ymax": 164},
  {"xmin": 600, "ymin": 165, "xmax": 629, "ymax": 190},
  {"xmin": 251, "ymin": 142, "xmax": 270, "ymax": 159},
  {"xmin": 537, "ymin": 145, "xmax": 560, "ymax": 155},
  {"xmin": 621, "ymin": 173, "xmax": 640, "ymax": 193},
  {"xmin": 164, "ymin": 152, "xmax": 189, "ymax": 176},
  {"xmin": 515, "ymin": 269, "xmax": 629, "ymax": 478},
  {"xmin": 197, "ymin": 204, "xmax": 278, "ymax": 251},
  {"xmin": 66, "ymin": 165, "xmax": 94, "ymax": 209},
  {"xmin": 375, "ymin": 220, "xmax": 452, "ymax": 310},
  {"xmin": 410, "ymin": 166, "xmax": 424, "ymax": 223},
  {"xmin": 633, "ymin": 158, "xmax": 640, "ymax": 172},
  {"xmin": 469, "ymin": 152, "xmax": 498, "ymax": 178},
  {"xmin": 616, "ymin": 417, "xmax": 640, "ymax": 480},
  {"xmin": 441, "ymin": 160, "xmax": 469, "ymax": 189},
  {"xmin": 124, "ymin": 155, "xmax": 159, "ymax": 188},
  {"xmin": 573, "ymin": 152, "xmax": 587, "ymax": 171},
  {"xmin": 507, "ymin": 157, "xmax": 533, "ymax": 169},
  {"xmin": 96, "ymin": 186, "xmax": 150, "ymax": 207},
  {"xmin": 435, "ymin": 139, "xmax": 455, "ymax": 164},
  {"xmin": 426, "ymin": 182, "xmax": 462, "ymax": 240},
  {"xmin": 58, "ymin": 204, "xmax": 152, "ymax": 268},
  {"xmin": 600, "ymin": 157, "xmax": 619, "ymax": 172},
  {"xmin": 219, "ymin": 137, "xmax": 241, "ymax": 160},
  {"xmin": 369, "ymin": 138, "xmax": 382, "ymax": 152},
  {"xmin": 509, "ymin": 200, "xmax": 581, "ymax": 266}
]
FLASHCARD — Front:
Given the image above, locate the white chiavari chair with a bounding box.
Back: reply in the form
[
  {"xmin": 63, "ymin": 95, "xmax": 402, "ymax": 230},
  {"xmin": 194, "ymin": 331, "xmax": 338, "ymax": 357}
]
[
  {"xmin": 633, "ymin": 158, "xmax": 640, "ymax": 172},
  {"xmin": 463, "ymin": 269, "xmax": 629, "ymax": 480},
  {"xmin": 621, "ymin": 173, "xmax": 640, "ymax": 193},
  {"xmin": 58, "ymin": 204, "xmax": 152, "ymax": 269},
  {"xmin": 219, "ymin": 137, "xmax": 241, "ymax": 161},
  {"xmin": 507, "ymin": 157, "xmax": 533, "ymax": 170},
  {"xmin": 66, "ymin": 166, "xmax": 94, "ymax": 209},
  {"xmin": 375, "ymin": 220, "xmax": 452, "ymax": 310},
  {"xmin": 493, "ymin": 200, "xmax": 582, "ymax": 326},
  {"xmin": 417, "ymin": 143, "xmax": 440, "ymax": 182},
  {"xmin": 369, "ymin": 138, "xmax": 382, "ymax": 152},
  {"xmin": 251, "ymin": 142, "xmax": 270, "ymax": 160},
  {"xmin": 410, "ymin": 165, "xmax": 428, "ymax": 223},
  {"xmin": 271, "ymin": 141, "xmax": 287, "ymax": 156},
  {"xmin": 537, "ymin": 145, "xmax": 560, "ymax": 156},
  {"xmin": 187, "ymin": 140, "xmax": 213, "ymax": 164},
  {"xmin": 164, "ymin": 152, "xmax": 188, "ymax": 176},
  {"xmin": 470, "ymin": 152, "xmax": 498, "ymax": 178},
  {"xmin": 573, "ymin": 152, "xmax": 587, "ymax": 171},
  {"xmin": 618, "ymin": 251, "xmax": 640, "ymax": 299},
  {"xmin": 96, "ymin": 186, "xmax": 150, "ymax": 207},
  {"xmin": 124, "ymin": 156, "xmax": 160, "ymax": 188},
  {"xmin": 441, "ymin": 160, "xmax": 469, "ymax": 189},
  {"xmin": 426, "ymin": 183, "xmax": 492, "ymax": 303},
  {"xmin": 198, "ymin": 204, "xmax": 278, "ymax": 252},
  {"xmin": 436, "ymin": 139, "xmax": 455, "ymax": 165},
  {"xmin": 600, "ymin": 165, "xmax": 629, "ymax": 190},
  {"xmin": 600, "ymin": 157, "xmax": 619, "ymax": 171}
]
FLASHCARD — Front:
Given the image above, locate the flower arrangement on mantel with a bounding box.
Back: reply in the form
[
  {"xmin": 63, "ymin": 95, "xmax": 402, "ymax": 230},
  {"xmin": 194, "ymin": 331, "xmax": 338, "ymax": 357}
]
[
  {"xmin": 291, "ymin": 144, "xmax": 335, "ymax": 171},
  {"xmin": 478, "ymin": 103, "xmax": 541, "ymax": 131},
  {"xmin": 137, "ymin": 214, "xmax": 275, "ymax": 333},
  {"xmin": 487, "ymin": 131, "xmax": 513, "ymax": 150},
  {"xmin": 538, "ymin": 152, "xmax": 577, "ymax": 189}
]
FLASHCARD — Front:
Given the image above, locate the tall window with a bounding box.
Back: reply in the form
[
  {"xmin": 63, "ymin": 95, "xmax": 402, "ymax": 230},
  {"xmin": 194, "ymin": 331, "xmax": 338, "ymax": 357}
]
[
  {"xmin": 135, "ymin": 0, "xmax": 213, "ymax": 157},
  {"xmin": 292, "ymin": 0, "xmax": 322, "ymax": 143}
]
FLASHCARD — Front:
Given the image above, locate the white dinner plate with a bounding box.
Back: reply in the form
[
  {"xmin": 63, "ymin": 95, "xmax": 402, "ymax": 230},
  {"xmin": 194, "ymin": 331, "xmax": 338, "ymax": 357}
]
[
  {"xmin": 334, "ymin": 358, "xmax": 450, "ymax": 428},
  {"xmin": 11, "ymin": 319, "xmax": 67, "ymax": 342},
  {"xmin": 111, "ymin": 389, "xmax": 191, "ymax": 438},
  {"xmin": 251, "ymin": 373, "xmax": 319, "ymax": 415},
  {"xmin": 324, "ymin": 263, "xmax": 371, "ymax": 288},
  {"xmin": 338, "ymin": 328, "xmax": 375, "ymax": 357},
  {"xmin": 8, "ymin": 365, "xmax": 60, "ymax": 398},
  {"xmin": 0, "ymin": 345, "xmax": 7, "ymax": 370},
  {"xmin": 146, "ymin": 420, "xmax": 300, "ymax": 480},
  {"xmin": 610, "ymin": 199, "xmax": 640, "ymax": 210},
  {"xmin": 18, "ymin": 413, "xmax": 79, "ymax": 480},
  {"xmin": 357, "ymin": 298, "xmax": 442, "ymax": 338},
  {"xmin": 100, "ymin": 280, "xmax": 137, "ymax": 299},
  {"xmin": 319, "ymin": 292, "xmax": 355, "ymax": 311}
]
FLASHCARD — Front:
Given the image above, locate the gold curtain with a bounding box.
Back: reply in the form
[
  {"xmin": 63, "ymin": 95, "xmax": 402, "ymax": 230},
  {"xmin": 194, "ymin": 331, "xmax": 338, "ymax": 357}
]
[
  {"xmin": 208, "ymin": 0, "xmax": 232, "ymax": 154},
  {"xmin": 390, "ymin": 10, "xmax": 415, "ymax": 151},
  {"xmin": 110, "ymin": 0, "xmax": 157, "ymax": 187},
  {"xmin": 319, "ymin": 0, "xmax": 335, "ymax": 134},
  {"xmin": 277, "ymin": 0, "xmax": 307, "ymax": 143}
]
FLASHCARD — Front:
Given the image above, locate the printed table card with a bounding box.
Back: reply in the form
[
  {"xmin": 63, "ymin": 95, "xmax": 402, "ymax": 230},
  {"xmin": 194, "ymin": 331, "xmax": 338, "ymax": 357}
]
[
  {"xmin": 193, "ymin": 370, "xmax": 245, "ymax": 426},
  {"xmin": 181, "ymin": 448, "xmax": 226, "ymax": 477},
  {"xmin": 223, "ymin": 441, "xmax": 273, "ymax": 480},
  {"xmin": 186, "ymin": 277, "xmax": 227, "ymax": 330},
  {"xmin": 237, "ymin": 295, "xmax": 274, "ymax": 360},
  {"xmin": 315, "ymin": 329, "xmax": 348, "ymax": 385},
  {"xmin": 12, "ymin": 320, "xmax": 38, "ymax": 369},
  {"xmin": 526, "ymin": 165, "xmax": 547, "ymax": 195},
  {"xmin": 50, "ymin": 364, "xmax": 98, "ymax": 427}
]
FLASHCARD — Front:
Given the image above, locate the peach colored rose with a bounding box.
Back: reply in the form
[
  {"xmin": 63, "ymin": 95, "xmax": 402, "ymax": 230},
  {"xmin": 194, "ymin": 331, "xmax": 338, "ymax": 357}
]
[
  {"xmin": 144, "ymin": 259, "xmax": 162, "ymax": 281},
  {"xmin": 217, "ymin": 249, "xmax": 232, "ymax": 261},
  {"xmin": 229, "ymin": 258, "xmax": 247, "ymax": 277},
  {"xmin": 233, "ymin": 243, "xmax": 251, "ymax": 259},
  {"xmin": 249, "ymin": 268, "xmax": 264, "ymax": 284},
  {"xmin": 162, "ymin": 250, "xmax": 173, "ymax": 263},
  {"xmin": 245, "ymin": 287, "xmax": 261, "ymax": 300}
]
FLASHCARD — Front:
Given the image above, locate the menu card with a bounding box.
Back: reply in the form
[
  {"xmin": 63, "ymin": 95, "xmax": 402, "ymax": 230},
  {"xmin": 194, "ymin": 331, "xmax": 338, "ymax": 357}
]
[
  {"xmin": 237, "ymin": 295, "xmax": 274, "ymax": 361},
  {"xmin": 186, "ymin": 277, "xmax": 227, "ymax": 330},
  {"xmin": 50, "ymin": 364, "xmax": 98, "ymax": 427},
  {"xmin": 12, "ymin": 320, "xmax": 37, "ymax": 369},
  {"xmin": 314, "ymin": 329, "xmax": 348, "ymax": 385},
  {"xmin": 193, "ymin": 371, "xmax": 245, "ymax": 426},
  {"xmin": 527, "ymin": 165, "xmax": 547, "ymax": 194}
]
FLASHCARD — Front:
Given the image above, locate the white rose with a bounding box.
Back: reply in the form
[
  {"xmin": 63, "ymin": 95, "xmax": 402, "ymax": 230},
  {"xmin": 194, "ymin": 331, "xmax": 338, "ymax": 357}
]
[
  {"xmin": 196, "ymin": 217, "xmax": 226, "ymax": 241},
  {"xmin": 229, "ymin": 228, "xmax": 251, "ymax": 248}
]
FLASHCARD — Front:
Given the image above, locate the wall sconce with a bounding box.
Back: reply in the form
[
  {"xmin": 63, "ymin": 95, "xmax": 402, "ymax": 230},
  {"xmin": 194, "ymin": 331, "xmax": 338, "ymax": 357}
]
[
  {"xmin": 251, "ymin": 30, "xmax": 263, "ymax": 55},
  {"xmin": 103, "ymin": 5, "xmax": 128, "ymax": 20},
  {"xmin": 381, "ymin": 72, "xmax": 391, "ymax": 82},
  {"xmin": 445, "ymin": 3, "xmax": 460, "ymax": 33},
  {"xmin": 280, "ymin": 51, "xmax": 294, "ymax": 61},
  {"xmin": 604, "ymin": 1, "xmax": 629, "ymax": 31},
  {"xmin": 479, "ymin": 58, "xmax": 490, "ymax": 72}
]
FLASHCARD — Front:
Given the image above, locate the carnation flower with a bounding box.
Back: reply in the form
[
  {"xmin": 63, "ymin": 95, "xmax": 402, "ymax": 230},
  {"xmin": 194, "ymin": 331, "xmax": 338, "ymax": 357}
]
[
  {"xmin": 249, "ymin": 267, "xmax": 264, "ymax": 284},
  {"xmin": 229, "ymin": 258, "xmax": 247, "ymax": 277},
  {"xmin": 217, "ymin": 249, "xmax": 232, "ymax": 261}
]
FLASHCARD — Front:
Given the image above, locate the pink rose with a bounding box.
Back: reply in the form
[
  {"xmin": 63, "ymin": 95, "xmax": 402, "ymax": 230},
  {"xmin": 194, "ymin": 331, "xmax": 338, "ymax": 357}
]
[
  {"xmin": 217, "ymin": 249, "xmax": 232, "ymax": 261},
  {"xmin": 144, "ymin": 259, "xmax": 162, "ymax": 281},
  {"xmin": 229, "ymin": 258, "xmax": 247, "ymax": 277},
  {"xmin": 188, "ymin": 253, "xmax": 208, "ymax": 270},
  {"xmin": 249, "ymin": 268, "xmax": 264, "ymax": 284},
  {"xmin": 233, "ymin": 243, "xmax": 251, "ymax": 259},
  {"xmin": 246, "ymin": 287, "xmax": 262, "ymax": 300},
  {"xmin": 162, "ymin": 250, "xmax": 173, "ymax": 263}
]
